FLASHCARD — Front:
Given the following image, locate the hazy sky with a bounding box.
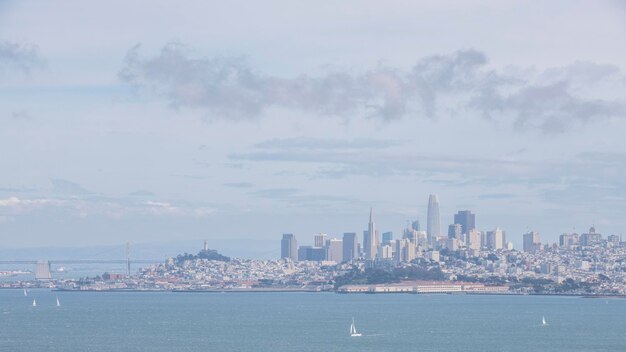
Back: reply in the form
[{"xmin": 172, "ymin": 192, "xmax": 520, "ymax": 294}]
[{"xmin": 1, "ymin": 0, "xmax": 626, "ymax": 250}]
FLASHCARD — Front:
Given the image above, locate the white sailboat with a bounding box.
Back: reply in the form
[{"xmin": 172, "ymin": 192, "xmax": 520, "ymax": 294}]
[
  {"xmin": 23, "ymin": 289, "xmax": 28, "ymax": 297},
  {"xmin": 56, "ymin": 296, "xmax": 61, "ymax": 307},
  {"xmin": 350, "ymin": 318, "xmax": 362, "ymax": 337},
  {"xmin": 541, "ymin": 316, "xmax": 547, "ymax": 326},
  {"xmin": 32, "ymin": 299, "xmax": 37, "ymax": 307}
]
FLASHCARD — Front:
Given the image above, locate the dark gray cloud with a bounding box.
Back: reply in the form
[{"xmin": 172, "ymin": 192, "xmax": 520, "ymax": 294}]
[
  {"xmin": 0, "ymin": 41, "xmax": 44, "ymax": 73},
  {"xmin": 120, "ymin": 42, "xmax": 626, "ymax": 133}
]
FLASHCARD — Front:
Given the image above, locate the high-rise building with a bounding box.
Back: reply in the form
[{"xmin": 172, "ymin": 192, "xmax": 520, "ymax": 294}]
[
  {"xmin": 342, "ymin": 232, "xmax": 358, "ymax": 262},
  {"xmin": 314, "ymin": 233, "xmax": 328, "ymax": 248},
  {"xmin": 427, "ymin": 194, "xmax": 441, "ymax": 241},
  {"xmin": 523, "ymin": 231, "xmax": 541, "ymax": 252},
  {"xmin": 411, "ymin": 220, "xmax": 421, "ymax": 231},
  {"xmin": 395, "ymin": 238, "xmax": 415, "ymax": 263},
  {"xmin": 468, "ymin": 229, "xmax": 481, "ymax": 251},
  {"xmin": 486, "ymin": 227, "xmax": 504, "ymax": 250},
  {"xmin": 327, "ymin": 239, "xmax": 343, "ymax": 263},
  {"xmin": 453, "ymin": 210, "xmax": 476, "ymax": 235},
  {"xmin": 297, "ymin": 246, "xmax": 326, "ymax": 261},
  {"xmin": 581, "ymin": 226, "xmax": 602, "ymax": 246},
  {"xmin": 382, "ymin": 232, "xmax": 394, "ymax": 243},
  {"xmin": 363, "ymin": 208, "xmax": 378, "ymax": 259},
  {"xmin": 448, "ymin": 224, "xmax": 462, "ymax": 240},
  {"xmin": 281, "ymin": 233, "xmax": 298, "ymax": 261}
]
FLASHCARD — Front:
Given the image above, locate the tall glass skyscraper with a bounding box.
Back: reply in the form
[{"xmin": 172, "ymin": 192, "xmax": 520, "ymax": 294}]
[{"xmin": 427, "ymin": 194, "xmax": 441, "ymax": 241}]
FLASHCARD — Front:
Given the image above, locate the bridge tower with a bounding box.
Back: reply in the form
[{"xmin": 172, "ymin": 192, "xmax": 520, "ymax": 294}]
[{"xmin": 35, "ymin": 261, "xmax": 52, "ymax": 280}]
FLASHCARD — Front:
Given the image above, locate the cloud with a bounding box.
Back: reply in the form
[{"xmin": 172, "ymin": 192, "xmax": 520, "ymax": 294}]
[
  {"xmin": 223, "ymin": 182, "xmax": 254, "ymax": 189},
  {"xmin": 129, "ymin": 190, "xmax": 155, "ymax": 197},
  {"xmin": 119, "ymin": 42, "xmax": 626, "ymax": 133},
  {"xmin": 0, "ymin": 196, "xmax": 214, "ymax": 219},
  {"xmin": 253, "ymin": 137, "xmax": 402, "ymax": 150},
  {"xmin": 11, "ymin": 110, "xmax": 32, "ymax": 120},
  {"xmin": 250, "ymin": 188, "xmax": 362, "ymax": 209},
  {"xmin": 0, "ymin": 41, "xmax": 45, "ymax": 73}
]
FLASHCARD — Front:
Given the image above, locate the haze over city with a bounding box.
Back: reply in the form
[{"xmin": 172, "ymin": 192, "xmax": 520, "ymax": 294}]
[{"xmin": 2, "ymin": 1, "xmax": 626, "ymax": 253}]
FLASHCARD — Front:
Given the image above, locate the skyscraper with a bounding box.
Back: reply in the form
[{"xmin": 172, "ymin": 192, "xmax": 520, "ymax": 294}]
[
  {"xmin": 327, "ymin": 239, "xmax": 343, "ymax": 263},
  {"xmin": 486, "ymin": 227, "xmax": 504, "ymax": 250},
  {"xmin": 281, "ymin": 233, "xmax": 298, "ymax": 261},
  {"xmin": 363, "ymin": 208, "xmax": 378, "ymax": 259},
  {"xmin": 523, "ymin": 231, "xmax": 541, "ymax": 252},
  {"xmin": 314, "ymin": 233, "xmax": 327, "ymax": 248},
  {"xmin": 448, "ymin": 224, "xmax": 462, "ymax": 240},
  {"xmin": 411, "ymin": 220, "xmax": 420, "ymax": 231},
  {"xmin": 427, "ymin": 194, "xmax": 441, "ymax": 241},
  {"xmin": 342, "ymin": 232, "xmax": 358, "ymax": 262},
  {"xmin": 382, "ymin": 232, "xmax": 394, "ymax": 243},
  {"xmin": 453, "ymin": 210, "xmax": 475, "ymax": 235}
]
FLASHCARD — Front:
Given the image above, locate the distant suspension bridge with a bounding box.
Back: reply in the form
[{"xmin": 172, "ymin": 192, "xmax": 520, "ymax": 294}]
[{"xmin": 0, "ymin": 243, "xmax": 162, "ymax": 279}]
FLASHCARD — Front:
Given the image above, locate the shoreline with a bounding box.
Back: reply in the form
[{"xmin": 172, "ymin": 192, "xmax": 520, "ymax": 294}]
[{"xmin": 0, "ymin": 287, "xmax": 611, "ymax": 298}]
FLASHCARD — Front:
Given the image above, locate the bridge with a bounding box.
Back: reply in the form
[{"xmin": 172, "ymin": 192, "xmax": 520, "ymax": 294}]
[{"xmin": 0, "ymin": 243, "xmax": 163, "ymax": 280}]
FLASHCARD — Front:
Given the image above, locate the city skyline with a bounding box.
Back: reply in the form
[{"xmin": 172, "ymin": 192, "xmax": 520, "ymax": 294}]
[{"xmin": 1, "ymin": 1, "xmax": 626, "ymax": 250}]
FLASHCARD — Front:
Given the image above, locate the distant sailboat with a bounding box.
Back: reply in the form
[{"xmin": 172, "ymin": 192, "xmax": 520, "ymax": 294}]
[
  {"xmin": 542, "ymin": 316, "xmax": 547, "ymax": 326},
  {"xmin": 350, "ymin": 318, "xmax": 362, "ymax": 337},
  {"xmin": 32, "ymin": 299, "xmax": 36, "ymax": 307},
  {"xmin": 56, "ymin": 296, "xmax": 61, "ymax": 307},
  {"xmin": 23, "ymin": 289, "xmax": 28, "ymax": 297}
]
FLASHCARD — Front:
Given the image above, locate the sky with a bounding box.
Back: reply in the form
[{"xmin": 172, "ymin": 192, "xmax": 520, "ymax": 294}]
[{"xmin": 1, "ymin": 0, "xmax": 626, "ymax": 254}]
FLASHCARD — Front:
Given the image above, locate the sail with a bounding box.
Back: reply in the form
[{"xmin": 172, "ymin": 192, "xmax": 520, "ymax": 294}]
[
  {"xmin": 56, "ymin": 297, "xmax": 61, "ymax": 307},
  {"xmin": 23, "ymin": 289, "xmax": 27, "ymax": 297},
  {"xmin": 32, "ymin": 299, "xmax": 36, "ymax": 307},
  {"xmin": 542, "ymin": 316, "xmax": 546, "ymax": 325}
]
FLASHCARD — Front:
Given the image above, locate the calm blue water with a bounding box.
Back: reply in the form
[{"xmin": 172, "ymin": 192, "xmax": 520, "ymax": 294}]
[{"xmin": 1, "ymin": 289, "xmax": 624, "ymax": 351}]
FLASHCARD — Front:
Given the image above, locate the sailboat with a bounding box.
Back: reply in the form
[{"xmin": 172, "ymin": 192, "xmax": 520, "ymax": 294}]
[
  {"xmin": 32, "ymin": 299, "xmax": 37, "ymax": 307},
  {"xmin": 350, "ymin": 318, "xmax": 362, "ymax": 337},
  {"xmin": 56, "ymin": 296, "xmax": 61, "ymax": 307},
  {"xmin": 23, "ymin": 289, "xmax": 28, "ymax": 297},
  {"xmin": 542, "ymin": 316, "xmax": 547, "ymax": 326}
]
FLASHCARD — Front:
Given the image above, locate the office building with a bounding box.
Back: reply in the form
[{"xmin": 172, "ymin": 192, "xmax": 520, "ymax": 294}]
[
  {"xmin": 326, "ymin": 239, "xmax": 343, "ymax": 263},
  {"xmin": 448, "ymin": 224, "xmax": 462, "ymax": 240},
  {"xmin": 453, "ymin": 210, "xmax": 476, "ymax": 235},
  {"xmin": 486, "ymin": 227, "xmax": 504, "ymax": 250},
  {"xmin": 314, "ymin": 233, "xmax": 328, "ymax": 248},
  {"xmin": 382, "ymin": 232, "xmax": 394, "ymax": 243},
  {"xmin": 281, "ymin": 233, "xmax": 298, "ymax": 261},
  {"xmin": 342, "ymin": 232, "xmax": 358, "ymax": 262},
  {"xmin": 468, "ymin": 229, "xmax": 481, "ymax": 251},
  {"xmin": 523, "ymin": 231, "xmax": 542, "ymax": 252},
  {"xmin": 411, "ymin": 220, "xmax": 421, "ymax": 231},
  {"xmin": 581, "ymin": 226, "xmax": 602, "ymax": 246}
]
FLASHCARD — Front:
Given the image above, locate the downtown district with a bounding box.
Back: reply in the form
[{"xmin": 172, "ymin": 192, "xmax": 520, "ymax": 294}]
[{"xmin": 6, "ymin": 194, "xmax": 626, "ymax": 296}]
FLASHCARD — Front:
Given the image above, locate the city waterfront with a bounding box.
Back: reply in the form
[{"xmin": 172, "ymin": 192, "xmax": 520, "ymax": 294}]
[{"xmin": 1, "ymin": 289, "xmax": 625, "ymax": 351}]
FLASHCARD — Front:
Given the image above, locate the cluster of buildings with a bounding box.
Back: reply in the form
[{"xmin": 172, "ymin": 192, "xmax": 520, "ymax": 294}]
[{"xmin": 281, "ymin": 194, "xmax": 514, "ymax": 265}]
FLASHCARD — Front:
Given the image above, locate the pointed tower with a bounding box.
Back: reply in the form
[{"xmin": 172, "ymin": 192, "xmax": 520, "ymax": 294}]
[{"xmin": 363, "ymin": 208, "xmax": 378, "ymax": 259}]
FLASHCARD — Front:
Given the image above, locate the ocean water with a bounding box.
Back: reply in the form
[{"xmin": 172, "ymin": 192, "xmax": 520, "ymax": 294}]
[{"xmin": 1, "ymin": 290, "xmax": 624, "ymax": 352}]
